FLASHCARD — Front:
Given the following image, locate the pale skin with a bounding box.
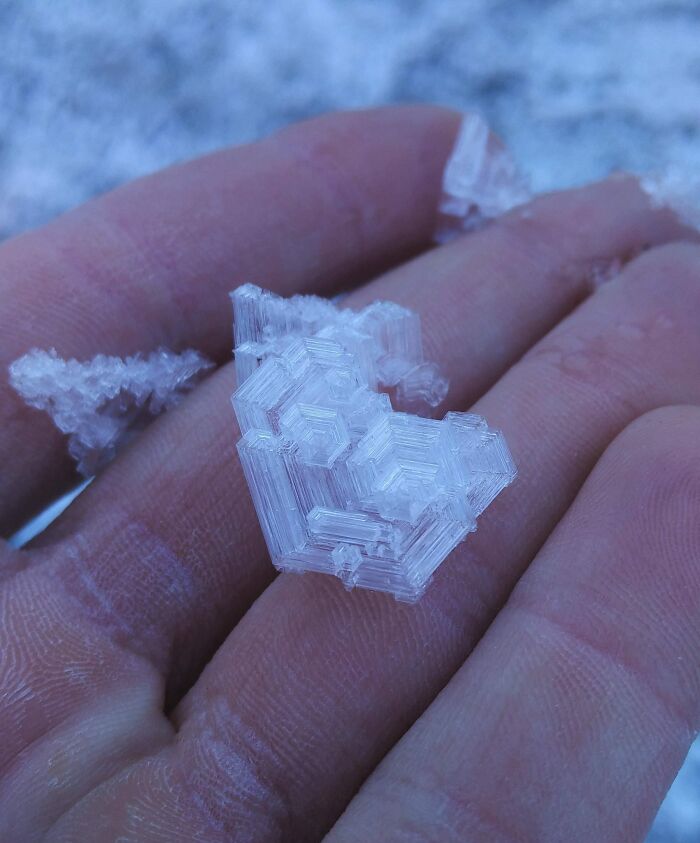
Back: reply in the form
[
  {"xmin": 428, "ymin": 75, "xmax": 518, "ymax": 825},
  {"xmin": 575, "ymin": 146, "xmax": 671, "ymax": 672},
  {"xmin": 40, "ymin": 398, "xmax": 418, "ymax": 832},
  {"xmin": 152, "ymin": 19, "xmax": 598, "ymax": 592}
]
[{"xmin": 1, "ymin": 106, "xmax": 700, "ymax": 842}]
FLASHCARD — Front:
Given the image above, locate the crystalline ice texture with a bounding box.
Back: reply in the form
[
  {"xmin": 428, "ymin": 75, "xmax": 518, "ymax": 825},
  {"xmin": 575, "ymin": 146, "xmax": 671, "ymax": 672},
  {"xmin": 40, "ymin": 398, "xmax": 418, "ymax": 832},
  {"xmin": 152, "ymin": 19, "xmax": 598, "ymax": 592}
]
[
  {"xmin": 9, "ymin": 347, "xmax": 213, "ymax": 476},
  {"xmin": 435, "ymin": 113, "xmax": 531, "ymax": 244},
  {"xmin": 231, "ymin": 284, "xmax": 449, "ymax": 410},
  {"xmin": 232, "ymin": 329, "xmax": 516, "ymax": 602},
  {"xmin": 640, "ymin": 168, "xmax": 700, "ymax": 230}
]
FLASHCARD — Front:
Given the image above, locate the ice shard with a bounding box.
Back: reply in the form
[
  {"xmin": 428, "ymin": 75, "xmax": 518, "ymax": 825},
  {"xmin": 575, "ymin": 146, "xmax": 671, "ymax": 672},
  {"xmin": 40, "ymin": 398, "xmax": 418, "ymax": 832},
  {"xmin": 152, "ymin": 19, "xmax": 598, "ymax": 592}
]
[{"xmin": 435, "ymin": 113, "xmax": 531, "ymax": 244}]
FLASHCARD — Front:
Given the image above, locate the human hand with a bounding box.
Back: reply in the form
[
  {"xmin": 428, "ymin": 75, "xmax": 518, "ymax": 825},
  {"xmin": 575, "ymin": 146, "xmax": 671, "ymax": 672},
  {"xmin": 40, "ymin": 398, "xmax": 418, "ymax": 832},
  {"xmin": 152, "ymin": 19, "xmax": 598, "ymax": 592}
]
[{"xmin": 1, "ymin": 106, "xmax": 699, "ymax": 842}]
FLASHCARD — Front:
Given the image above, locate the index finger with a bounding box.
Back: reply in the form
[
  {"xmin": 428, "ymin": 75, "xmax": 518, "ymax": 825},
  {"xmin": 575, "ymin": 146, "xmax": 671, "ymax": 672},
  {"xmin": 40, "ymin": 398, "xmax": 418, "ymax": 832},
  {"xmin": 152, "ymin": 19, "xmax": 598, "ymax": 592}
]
[{"xmin": 0, "ymin": 105, "xmax": 459, "ymax": 535}]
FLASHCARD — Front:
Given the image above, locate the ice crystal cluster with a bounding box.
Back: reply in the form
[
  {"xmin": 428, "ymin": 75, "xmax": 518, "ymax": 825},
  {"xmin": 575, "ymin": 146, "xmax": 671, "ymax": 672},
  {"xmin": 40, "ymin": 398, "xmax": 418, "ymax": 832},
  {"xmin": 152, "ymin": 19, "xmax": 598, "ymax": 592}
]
[
  {"xmin": 435, "ymin": 114, "xmax": 531, "ymax": 244},
  {"xmin": 9, "ymin": 347, "xmax": 213, "ymax": 476},
  {"xmin": 231, "ymin": 285, "xmax": 516, "ymax": 601},
  {"xmin": 232, "ymin": 283, "xmax": 449, "ymax": 411},
  {"xmin": 640, "ymin": 168, "xmax": 700, "ymax": 231}
]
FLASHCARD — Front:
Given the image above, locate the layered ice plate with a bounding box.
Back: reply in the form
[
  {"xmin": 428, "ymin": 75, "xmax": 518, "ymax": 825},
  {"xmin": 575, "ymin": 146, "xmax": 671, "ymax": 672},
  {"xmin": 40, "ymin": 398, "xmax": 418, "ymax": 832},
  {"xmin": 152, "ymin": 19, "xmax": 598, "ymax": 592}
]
[
  {"xmin": 231, "ymin": 282, "xmax": 448, "ymax": 409},
  {"xmin": 231, "ymin": 285, "xmax": 516, "ymax": 602},
  {"xmin": 435, "ymin": 113, "xmax": 531, "ymax": 244}
]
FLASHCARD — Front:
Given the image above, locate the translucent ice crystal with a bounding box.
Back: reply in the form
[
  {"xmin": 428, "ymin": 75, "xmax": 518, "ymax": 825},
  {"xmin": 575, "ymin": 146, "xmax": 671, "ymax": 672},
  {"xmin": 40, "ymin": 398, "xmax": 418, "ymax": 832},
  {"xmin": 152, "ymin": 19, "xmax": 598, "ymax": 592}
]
[
  {"xmin": 9, "ymin": 347, "xmax": 213, "ymax": 476},
  {"xmin": 435, "ymin": 113, "xmax": 531, "ymax": 244},
  {"xmin": 231, "ymin": 283, "xmax": 449, "ymax": 410},
  {"xmin": 231, "ymin": 286, "xmax": 516, "ymax": 602},
  {"xmin": 640, "ymin": 168, "xmax": 700, "ymax": 230}
]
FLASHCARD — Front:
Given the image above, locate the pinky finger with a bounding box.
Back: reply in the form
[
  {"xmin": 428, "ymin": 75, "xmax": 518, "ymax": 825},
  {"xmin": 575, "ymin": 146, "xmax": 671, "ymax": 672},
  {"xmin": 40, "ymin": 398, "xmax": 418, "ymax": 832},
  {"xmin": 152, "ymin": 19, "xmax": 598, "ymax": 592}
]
[{"xmin": 326, "ymin": 406, "xmax": 700, "ymax": 843}]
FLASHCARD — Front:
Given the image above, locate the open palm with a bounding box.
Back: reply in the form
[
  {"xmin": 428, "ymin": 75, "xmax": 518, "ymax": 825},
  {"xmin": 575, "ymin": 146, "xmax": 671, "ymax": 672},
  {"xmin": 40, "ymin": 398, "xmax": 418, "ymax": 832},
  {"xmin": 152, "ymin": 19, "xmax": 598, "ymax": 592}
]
[{"xmin": 2, "ymin": 106, "xmax": 700, "ymax": 842}]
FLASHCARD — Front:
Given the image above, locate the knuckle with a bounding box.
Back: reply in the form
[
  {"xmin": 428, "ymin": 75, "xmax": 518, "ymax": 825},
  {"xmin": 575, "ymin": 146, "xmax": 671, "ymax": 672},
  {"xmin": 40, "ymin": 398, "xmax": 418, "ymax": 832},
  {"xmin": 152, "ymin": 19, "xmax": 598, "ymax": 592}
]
[
  {"xmin": 383, "ymin": 766, "xmax": 516, "ymax": 843},
  {"xmin": 181, "ymin": 696, "xmax": 294, "ymax": 840}
]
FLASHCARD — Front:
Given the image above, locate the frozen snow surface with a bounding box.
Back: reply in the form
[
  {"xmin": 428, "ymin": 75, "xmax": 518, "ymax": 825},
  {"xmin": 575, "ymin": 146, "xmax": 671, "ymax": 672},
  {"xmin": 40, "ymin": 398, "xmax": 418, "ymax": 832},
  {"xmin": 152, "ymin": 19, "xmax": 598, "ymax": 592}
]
[
  {"xmin": 3, "ymin": 0, "xmax": 700, "ymax": 836},
  {"xmin": 9, "ymin": 348, "xmax": 212, "ymax": 476},
  {"xmin": 231, "ymin": 285, "xmax": 515, "ymax": 600},
  {"xmin": 3, "ymin": 0, "xmax": 700, "ymax": 239}
]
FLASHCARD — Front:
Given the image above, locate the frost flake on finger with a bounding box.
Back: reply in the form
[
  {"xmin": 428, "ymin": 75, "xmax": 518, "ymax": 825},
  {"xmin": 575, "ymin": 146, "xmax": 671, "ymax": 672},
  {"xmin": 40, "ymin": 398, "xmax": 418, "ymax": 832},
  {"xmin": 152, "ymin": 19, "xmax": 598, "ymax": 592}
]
[
  {"xmin": 230, "ymin": 284, "xmax": 515, "ymax": 603},
  {"xmin": 231, "ymin": 283, "xmax": 448, "ymax": 412},
  {"xmin": 8, "ymin": 347, "xmax": 213, "ymax": 477},
  {"xmin": 435, "ymin": 113, "xmax": 531, "ymax": 244}
]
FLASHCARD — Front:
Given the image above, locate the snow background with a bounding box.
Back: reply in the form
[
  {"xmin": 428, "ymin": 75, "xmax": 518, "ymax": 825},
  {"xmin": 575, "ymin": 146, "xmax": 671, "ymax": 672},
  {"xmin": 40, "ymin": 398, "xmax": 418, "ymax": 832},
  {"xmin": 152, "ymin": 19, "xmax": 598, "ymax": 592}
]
[{"xmin": 3, "ymin": 1, "xmax": 699, "ymax": 837}]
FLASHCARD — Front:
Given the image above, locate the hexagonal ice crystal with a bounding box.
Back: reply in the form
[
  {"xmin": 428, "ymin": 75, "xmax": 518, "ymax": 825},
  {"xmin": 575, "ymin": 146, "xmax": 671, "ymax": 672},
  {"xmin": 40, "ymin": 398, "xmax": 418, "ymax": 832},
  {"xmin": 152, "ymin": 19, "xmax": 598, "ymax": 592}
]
[
  {"xmin": 279, "ymin": 402, "xmax": 350, "ymax": 468},
  {"xmin": 231, "ymin": 285, "xmax": 516, "ymax": 602},
  {"xmin": 347, "ymin": 414, "xmax": 447, "ymax": 523}
]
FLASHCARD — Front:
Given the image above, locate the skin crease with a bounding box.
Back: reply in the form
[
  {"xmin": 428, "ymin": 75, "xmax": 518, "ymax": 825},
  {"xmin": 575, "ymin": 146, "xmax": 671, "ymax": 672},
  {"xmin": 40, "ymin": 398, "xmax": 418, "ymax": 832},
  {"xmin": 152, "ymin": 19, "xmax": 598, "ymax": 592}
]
[{"xmin": 1, "ymin": 106, "xmax": 700, "ymax": 842}]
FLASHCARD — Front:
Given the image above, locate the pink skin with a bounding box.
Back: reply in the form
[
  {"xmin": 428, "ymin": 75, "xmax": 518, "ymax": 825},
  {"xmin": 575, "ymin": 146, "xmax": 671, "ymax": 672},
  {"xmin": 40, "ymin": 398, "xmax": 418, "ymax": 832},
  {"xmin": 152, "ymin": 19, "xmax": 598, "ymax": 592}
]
[{"xmin": 1, "ymin": 106, "xmax": 699, "ymax": 841}]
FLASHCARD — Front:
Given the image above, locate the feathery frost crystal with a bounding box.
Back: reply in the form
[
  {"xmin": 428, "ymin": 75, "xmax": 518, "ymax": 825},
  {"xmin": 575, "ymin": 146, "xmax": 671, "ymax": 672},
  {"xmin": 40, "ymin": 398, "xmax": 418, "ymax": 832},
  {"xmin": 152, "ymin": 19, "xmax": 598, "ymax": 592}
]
[
  {"xmin": 9, "ymin": 347, "xmax": 213, "ymax": 476},
  {"xmin": 231, "ymin": 285, "xmax": 516, "ymax": 602},
  {"xmin": 435, "ymin": 113, "xmax": 531, "ymax": 244}
]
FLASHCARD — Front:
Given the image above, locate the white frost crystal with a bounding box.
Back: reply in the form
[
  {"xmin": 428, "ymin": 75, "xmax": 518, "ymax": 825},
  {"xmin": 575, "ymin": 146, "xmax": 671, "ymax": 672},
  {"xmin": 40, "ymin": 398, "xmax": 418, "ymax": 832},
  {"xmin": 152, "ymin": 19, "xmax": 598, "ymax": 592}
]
[
  {"xmin": 640, "ymin": 168, "xmax": 700, "ymax": 230},
  {"xmin": 231, "ymin": 285, "xmax": 516, "ymax": 602},
  {"xmin": 231, "ymin": 283, "xmax": 449, "ymax": 409},
  {"xmin": 9, "ymin": 347, "xmax": 213, "ymax": 476},
  {"xmin": 435, "ymin": 113, "xmax": 531, "ymax": 244}
]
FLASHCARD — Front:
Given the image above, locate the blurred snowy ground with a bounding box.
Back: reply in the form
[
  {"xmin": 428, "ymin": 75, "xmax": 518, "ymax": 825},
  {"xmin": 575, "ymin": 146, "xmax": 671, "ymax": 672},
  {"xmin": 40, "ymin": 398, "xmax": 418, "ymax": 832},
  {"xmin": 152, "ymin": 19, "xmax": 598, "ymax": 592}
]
[{"xmin": 2, "ymin": 1, "xmax": 699, "ymax": 838}]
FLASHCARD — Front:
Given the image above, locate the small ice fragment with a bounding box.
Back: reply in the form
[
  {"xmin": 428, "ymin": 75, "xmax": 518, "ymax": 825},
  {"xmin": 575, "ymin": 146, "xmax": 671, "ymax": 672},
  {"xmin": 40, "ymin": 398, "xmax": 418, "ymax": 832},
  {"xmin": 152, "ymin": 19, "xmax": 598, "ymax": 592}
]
[
  {"xmin": 231, "ymin": 287, "xmax": 516, "ymax": 602},
  {"xmin": 640, "ymin": 168, "xmax": 700, "ymax": 230},
  {"xmin": 231, "ymin": 284, "xmax": 448, "ymax": 413},
  {"xmin": 331, "ymin": 544, "xmax": 363, "ymax": 588},
  {"xmin": 590, "ymin": 257, "xmax": 623, "ymax": 289},
  {"xmin": 9, "ymin": 347, "xmax": 213, "ymax": 476},
  {"xmin": 396, "ymin": 362, "xmax": 449, "ymax": 410},
  {"xmin": 435, "ymin": 113, "xmax": 531, "ymax": 244}
]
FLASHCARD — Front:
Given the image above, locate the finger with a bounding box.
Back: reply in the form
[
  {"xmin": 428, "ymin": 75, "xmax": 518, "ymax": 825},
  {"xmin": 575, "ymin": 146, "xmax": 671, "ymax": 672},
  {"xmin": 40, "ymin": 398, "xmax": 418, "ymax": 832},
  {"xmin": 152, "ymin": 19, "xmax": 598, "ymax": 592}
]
[
  {"xmin": 0, "ymin": 542, "xmax": 19, "ymax": 580},
  {"xmin": 348, "ymin": 172, "xmax": 695, "ymax": 405},
  {"xmin": 31, "ymin": 177, "xmax": 691, "ymax": 707},
  {"xmin": 169, "ymin": 242, "xmax": 700, "ymax": 840},
  {"xmin": 326, "ymin": 405, "xmax": 700, "ymax": 843},
  {"xmin": 1, "ymin": 104, "xmax": 459, "ymax": 535}
]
